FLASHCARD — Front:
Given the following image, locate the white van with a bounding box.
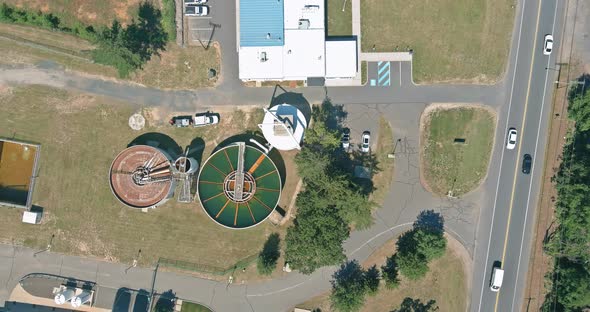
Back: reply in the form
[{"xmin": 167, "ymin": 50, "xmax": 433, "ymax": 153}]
[{"xmin": 490, "ymin": 268, "xmax": 504, "ymax": 292}]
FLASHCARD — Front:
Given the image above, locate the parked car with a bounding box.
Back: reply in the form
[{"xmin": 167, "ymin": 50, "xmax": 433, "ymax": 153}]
[
  {"xmin": 522, "ymin": 154, "xmax": 532, "ymax": 174},
  {"xmin": 169, "ymin": 112, "xmax": 219, "ymax": 127},
  {"xmin": 506, "ymin": 128, "xmax": 517, "ymax": 150},
  {"xmin": 543, "ymin": 34, "xmax": 554, "ymax": 55},
  {"xmin": 341, "ymin": 128, "xmax": 350, "ymax": 149},
  {"xmin": 361, "ymin": 131, "xmax": 371, "ymax": 153},
  {"xmin": 185, "ymin": 5, "xmax": 209, "ymax": 16},
  {"xmin": 169, "ymin": 115, "xmax": 194, "ymax": 127},
  {"xmin": 184, "ymin": 0, "xmax": 207, "ymax": 4}
]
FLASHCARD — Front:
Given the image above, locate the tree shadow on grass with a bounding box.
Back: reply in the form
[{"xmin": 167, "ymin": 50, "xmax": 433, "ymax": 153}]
[{"xmin": 128, "ymin": 132, "xmax": 182, "ymax": 158}]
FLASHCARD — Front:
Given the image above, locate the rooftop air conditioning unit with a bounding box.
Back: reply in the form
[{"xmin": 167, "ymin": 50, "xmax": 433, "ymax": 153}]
[
  {"xmin": 298, "ymin": 19, "xmax": 310, "ymax": 29},
  {"xmin": 260, "ymin": 52, "xmax": 268, "ymax": 62}
]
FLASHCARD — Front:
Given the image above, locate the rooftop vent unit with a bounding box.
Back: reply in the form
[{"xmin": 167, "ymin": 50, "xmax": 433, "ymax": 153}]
[
  {"xmin": 303, "ymin": 5, "xmax": 320, "ymax": 11},
  {"xmin": 260, "ymin": 52, "xmax": 268, "ymax": 62},
  {"xmin": 298, "ymin": 19, "xmax": 310, "ymax": 29}
]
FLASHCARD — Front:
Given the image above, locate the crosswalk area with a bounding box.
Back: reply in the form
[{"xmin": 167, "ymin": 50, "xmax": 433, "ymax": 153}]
[{"xmin": 377, "ymin": 61, "xmax": 391, "ymax": 86}]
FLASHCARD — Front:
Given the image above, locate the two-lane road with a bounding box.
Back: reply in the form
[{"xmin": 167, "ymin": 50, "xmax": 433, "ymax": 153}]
[{"xmin": 472, "ymin": 0, "xmax": 565, "ymax": 310}]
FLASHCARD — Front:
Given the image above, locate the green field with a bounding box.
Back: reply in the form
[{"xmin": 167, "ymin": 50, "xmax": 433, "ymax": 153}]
[
  {"xmin": 421, "ymin": 106, "xmax": 496, "ymax": 196},
  {"xmin": 0, "ymin": 24, "xmax": 220, "ymax": 89},
  {"xmin": 299, "ymin": 237, "xmax": 467, "ymax": 312},
  {"xmin": 181, "ymin": 301, "xmax": 213, "ymax": 312},
  {"xmin": 2, "ymin": 0, "xmax": 141, "ymax": 26},
  {"xmin": 0, "ymin": 85, "xmax": 289, "ymax": 268},
  {"xmin": 327, "ymin": 0, "xmax": 352, "ymax": 36},
  {"xmin": 361, "ymin": 0, "xmax": 514, "ymax": 83}
]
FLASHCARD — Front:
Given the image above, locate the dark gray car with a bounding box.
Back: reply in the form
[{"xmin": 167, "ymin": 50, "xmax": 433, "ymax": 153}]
[{"xmin": 522, "ymin": 154, "xmax": 532, "ymax": 174}]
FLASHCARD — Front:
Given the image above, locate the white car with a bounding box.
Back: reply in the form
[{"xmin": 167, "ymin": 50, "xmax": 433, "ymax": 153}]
[
  {"xmin": 361, "ymin": 131, "xmax": 371, "ymax": 153},
  {"xmin": 185, "ymin": 0, "xmax": 207, "ymax": 3},
  {"xmin": 543, "ymin": 34, "xmax": 553, "ymax": 55},
  {"xmin": 506, "ymin": 128, "xmax": 517, "ymax": 150},
  {"xmin": 490, "ymin": 267, "xmax": 504, "ymax": 292},
  {"xmin": 185, "ymin": 5, "xmax": 209, "ymax": 16}
]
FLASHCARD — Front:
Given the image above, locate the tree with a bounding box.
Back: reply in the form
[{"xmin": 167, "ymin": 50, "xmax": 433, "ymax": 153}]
[
  {"xmin": 414, "ymin": 229, "xmax": 446, "ymax": 261},
  {"xmin": 553, "ymin": 260, "xmax": 590, "ymax": 310},
  {"xmin": 285, "ymin": 207, "xmax": 349, "ymax": 274},
  {"xmin": 330, "ymin": 260, "xmax": 368, "ymax": 312},
  {"xmin": 568, "ymin": 88, "xmax": 590, "ymax": 131},
  {"xmin": 381, "ymin": 255, "xmax": 400, "ymax": 289},
  {"xmin": 396, "ymin": 250, "xmax": 429, "ymax": 280},
  {"xmin": 391, "ymin": 297, "xmax": 438, "ymax": 312},
  {"xmin": 257, "ymin": 233, "xmax": 281, "ymax": 275},
  {"xmin": 364, "ymin": 265, "xmax": 380, "ymax": 296}
]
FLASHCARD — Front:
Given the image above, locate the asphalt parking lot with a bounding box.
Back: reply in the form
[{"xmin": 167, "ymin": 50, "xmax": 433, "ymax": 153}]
[
  {"xmin": 183, "ymin": 0, "xmax": 225, "ymax": 46},
  {"xmin": 341, "ymin": 104, "xmax": 381, "ymax": 153}
]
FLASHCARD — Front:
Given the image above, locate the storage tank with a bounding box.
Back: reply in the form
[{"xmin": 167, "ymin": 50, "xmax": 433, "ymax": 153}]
[
  {"xmin": 70, "ymin": 290, "xmax": 92, "ymax": 308},
  {"xmin": 54, "ymin": 288, "xmax": 75, "ymax": 305},
  {"xmin": 197, "ymin": 142, "xmax": 282, "ymax": 229},
  {"xmin": 109, "ymin": 145, "xmax": 176, "ymax": 208}
]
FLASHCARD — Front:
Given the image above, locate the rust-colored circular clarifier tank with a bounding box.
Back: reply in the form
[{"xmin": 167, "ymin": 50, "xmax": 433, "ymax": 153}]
[{"xmin": 109, "ymin": 145, "xmax": 174, "ymax": 208}]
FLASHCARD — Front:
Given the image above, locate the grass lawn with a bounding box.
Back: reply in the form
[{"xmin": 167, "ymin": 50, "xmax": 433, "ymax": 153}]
[
  {"xmin": 181, "ymin": 301, "xmax": 213, "ymax": 312},
  {"xmin": 298, "ymin": 236, "xmax": 467, "ymax": 312},
  {"xmin": 361, "ymin": 61, "xmax": 367, "ymax": 85},
  {"xmin": 326, "ymin": 0, "xmax": 352, "ymax": 36},
  {"xmin": 3, "ymin": 0, "xmax": 141, "ymax": 26},
  {"xmin": 421, "ymin": 105, "xmax": 496, "ymax": 196},
  {"xmin": 0, "ymin": 24, "xmax": 220, "ymax": 89},
  {"xmin": 371, "ymin": 117, "xmax": 395, "ymax": 205},
  {"xmin": 361, "ymin": 0, "xmax": 514, "ymax": 83},
  {"xmin": 0, "ymin": 85, "xmax": 295, "ymax": 268}
]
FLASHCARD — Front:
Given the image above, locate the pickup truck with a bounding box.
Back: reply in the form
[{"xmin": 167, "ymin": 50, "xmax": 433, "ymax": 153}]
[{"xmin": 169, "ymin": 112, "xmax": 219, "ymax": 127}]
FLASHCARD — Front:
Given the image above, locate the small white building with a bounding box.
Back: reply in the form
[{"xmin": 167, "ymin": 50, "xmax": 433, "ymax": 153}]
[{"xmin": 237, "ymin": 0, "xmax": 357, "ymax": 82}]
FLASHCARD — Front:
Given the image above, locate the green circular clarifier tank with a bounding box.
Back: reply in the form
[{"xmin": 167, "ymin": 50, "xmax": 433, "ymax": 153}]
[{"xmin": 197, "ymin": 143, "xmax": 281, "ymax": 229}]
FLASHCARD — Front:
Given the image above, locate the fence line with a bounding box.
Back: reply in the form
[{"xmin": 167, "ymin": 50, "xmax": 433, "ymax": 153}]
[{"xmin": 158, "ymin": 253, "xmax": 258, "ymax": 275}]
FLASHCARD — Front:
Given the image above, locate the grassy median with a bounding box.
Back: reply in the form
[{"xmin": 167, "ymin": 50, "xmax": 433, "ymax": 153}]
[
  {"xmin": 361, "ymin": 0, "xmax": 514, "ymax": 83},
  {"xmin": 421, "ymin": 105, "xmax": 496, "ymax": 196}
]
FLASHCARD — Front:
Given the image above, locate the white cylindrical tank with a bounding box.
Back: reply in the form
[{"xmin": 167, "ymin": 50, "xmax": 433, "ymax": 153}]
[
  {"xmin": 54, "ymin": 288, "xmax": 75, "ymax": 305},
  {"xmin": 70, "ymin": 291, "xmax": 91, "ymax": 308},
  {"xmin": 174, "ymin": 156, "xmax": 199, "ymax": 174}
]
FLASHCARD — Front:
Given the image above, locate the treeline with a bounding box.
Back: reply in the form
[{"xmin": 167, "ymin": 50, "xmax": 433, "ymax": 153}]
[
  {"xmin": 542, "ymin": 75, "xmax": 590, "ymax": 311},
  {"xmin": 284, "ymin": 101, "xmax": 375, "ymax": 274},
  {"xmin": 329, "ymin": 211, "xmax": 446, "ymax": 312},
  {"xmin": 0, "ymin": 2, "xmax": 173, "ymax": 77}
]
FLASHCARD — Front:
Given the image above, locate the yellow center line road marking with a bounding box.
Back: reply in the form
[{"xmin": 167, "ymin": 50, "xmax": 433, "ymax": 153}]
[{"xmin": 494, "ymin": 0, "xmax": 544, "ymax": 310}]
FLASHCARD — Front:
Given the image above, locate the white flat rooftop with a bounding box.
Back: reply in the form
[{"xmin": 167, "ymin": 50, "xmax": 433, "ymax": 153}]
[
  {"xmin": 284, "ymin": 0, "xmax": 324, "ymax": 30},
  {"xmin": 283, "ymin": 29, "xmax": 325, "ymax": 79},
  {"xmin": 326, "ymin": 40, "xmax": 357, "ymax": 78},
  {"xmin": 239, "ymin": 46, "xmax": 284, "ymax": 80}
]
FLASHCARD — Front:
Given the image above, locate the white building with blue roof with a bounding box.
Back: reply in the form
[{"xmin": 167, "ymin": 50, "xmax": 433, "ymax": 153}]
[{"xmin": 237, "ymin": 0, "xmax": 357, "ymax": 82}]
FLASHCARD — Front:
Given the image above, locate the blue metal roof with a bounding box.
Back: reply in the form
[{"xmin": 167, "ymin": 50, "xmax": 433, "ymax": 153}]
[{"xmin": 240, "ymin": 0, "xmax": 284, "ymax": 47}]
